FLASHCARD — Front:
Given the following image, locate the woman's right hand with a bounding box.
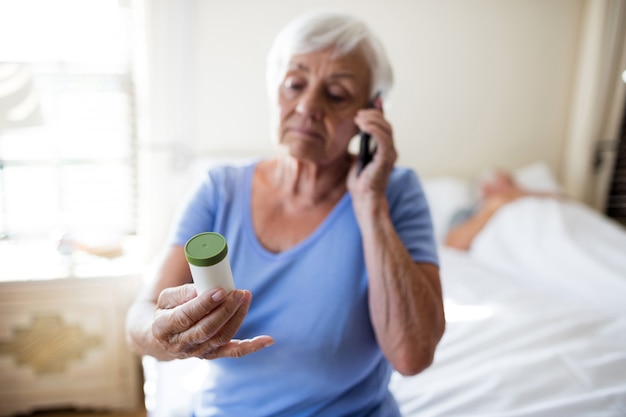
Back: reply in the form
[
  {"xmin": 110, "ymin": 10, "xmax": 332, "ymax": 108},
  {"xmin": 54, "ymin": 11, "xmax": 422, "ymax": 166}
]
[{"xmin": 151, "ymin": 283, "xmax": 274, "ymax": 360}]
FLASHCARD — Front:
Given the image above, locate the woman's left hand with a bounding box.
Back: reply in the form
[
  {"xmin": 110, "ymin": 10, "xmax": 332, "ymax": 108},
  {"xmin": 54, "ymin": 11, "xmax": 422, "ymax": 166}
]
[
  {"xmin": 347, "ymin": 98, "xmax": 397, "ymax": 213},
  {"xmin": 346, "ymin": 99, "xmax": 445, "ymax": 376}
]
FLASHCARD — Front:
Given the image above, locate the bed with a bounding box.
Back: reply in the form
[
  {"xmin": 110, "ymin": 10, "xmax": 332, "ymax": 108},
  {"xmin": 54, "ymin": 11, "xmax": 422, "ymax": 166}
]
[{"xmin": 142, "ymin": 162, "xmax": 626, "ymax": 416}]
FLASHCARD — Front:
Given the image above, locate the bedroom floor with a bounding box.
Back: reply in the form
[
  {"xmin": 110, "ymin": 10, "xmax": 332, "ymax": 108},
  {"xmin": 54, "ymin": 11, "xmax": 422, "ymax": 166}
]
[{"xmin": 23, "ymin": 410, "xmax": 146, "ymax": 417}]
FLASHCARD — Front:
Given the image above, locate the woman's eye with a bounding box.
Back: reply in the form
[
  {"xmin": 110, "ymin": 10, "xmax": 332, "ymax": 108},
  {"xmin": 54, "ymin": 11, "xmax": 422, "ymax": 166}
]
[
  {"xmin": 327, "ymin": 91, "xmax": 348, "ymax": 103},
  {"xmin": 284, "ymin": 79, "xmax": 304, "ymax": 91},
  {"xmin": 280, "ymin": 78, "xmax": 304, "ymax": 99}
]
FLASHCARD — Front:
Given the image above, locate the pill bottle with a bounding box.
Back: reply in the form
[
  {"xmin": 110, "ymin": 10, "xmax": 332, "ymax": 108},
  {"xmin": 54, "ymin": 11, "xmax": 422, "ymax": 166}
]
[{"xmin": 184, "ymin": 232, "xmax": 235, "ymax": 294}]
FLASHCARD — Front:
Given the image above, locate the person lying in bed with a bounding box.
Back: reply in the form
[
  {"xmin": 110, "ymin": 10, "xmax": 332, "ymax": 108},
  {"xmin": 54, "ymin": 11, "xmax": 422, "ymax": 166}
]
[
  {"xmin": 125, "ymin": 11, "xmax": 445, "ymax": 417},
  {"xmin": 444, "ymin": 170, "xmax": 559, "ymax": 251}
]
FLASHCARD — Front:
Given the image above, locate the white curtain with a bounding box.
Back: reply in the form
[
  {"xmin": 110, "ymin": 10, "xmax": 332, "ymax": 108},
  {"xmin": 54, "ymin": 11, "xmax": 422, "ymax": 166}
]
[
  {"xmin": 562, "ymin": 0, "xmax": 626, "ymax": 208},
  {"xmin": 136, "ymin": 0, "xmax": 200, "ymax": 262}
]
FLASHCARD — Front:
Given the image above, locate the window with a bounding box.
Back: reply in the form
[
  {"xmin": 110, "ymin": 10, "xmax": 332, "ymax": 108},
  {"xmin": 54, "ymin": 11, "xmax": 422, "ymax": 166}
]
[
  {"xmin": 605, "ymin": 93, "xmax": 626, "ymax": 225},
  {"xmin": 0, "ymin": 0, "xmax": 139, "ymax": 279}
]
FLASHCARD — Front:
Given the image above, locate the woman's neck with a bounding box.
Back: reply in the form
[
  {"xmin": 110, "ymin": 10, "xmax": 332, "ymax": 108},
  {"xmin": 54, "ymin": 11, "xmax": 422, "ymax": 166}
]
[{"xmin": 263, "ymin": 155, "xmax": 352, "ymax": 208}]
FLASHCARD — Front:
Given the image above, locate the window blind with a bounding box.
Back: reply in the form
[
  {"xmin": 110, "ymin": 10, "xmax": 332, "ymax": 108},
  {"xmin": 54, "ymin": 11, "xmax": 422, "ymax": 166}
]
[
  {"xmin": 0, "ymin": 69, "xmax": 137, "ymax": 240},
  {"xmin": 0, "ymin": 1, "xmax": 138, "ymax": 246},
  {"xmin": 605, "ymin": 95, "xmax": 626, "ymax": 224}
]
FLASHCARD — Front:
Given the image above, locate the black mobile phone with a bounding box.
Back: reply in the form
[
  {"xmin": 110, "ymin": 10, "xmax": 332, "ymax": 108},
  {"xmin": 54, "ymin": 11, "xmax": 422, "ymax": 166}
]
[{"xmin": 357, "ymin": 95, "xmax": 379, "ymax": 176}]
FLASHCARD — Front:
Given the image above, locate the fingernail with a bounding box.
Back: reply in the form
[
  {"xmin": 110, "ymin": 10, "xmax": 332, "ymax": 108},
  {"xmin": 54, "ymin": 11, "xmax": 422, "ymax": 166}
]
[
  {"xmin": 211, "ymin": 289, "xmax": 225, "ymax": 302},
  {"xmin": 233, "ymin": 290, "xmax": 245, "ymax": 303}
]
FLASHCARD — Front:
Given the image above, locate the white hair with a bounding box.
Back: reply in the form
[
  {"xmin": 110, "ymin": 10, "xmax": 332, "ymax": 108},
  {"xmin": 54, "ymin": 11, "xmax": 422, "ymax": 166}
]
[{"xmin": 266, "ymin": 11, "xmax": 394, "ymax": 106}]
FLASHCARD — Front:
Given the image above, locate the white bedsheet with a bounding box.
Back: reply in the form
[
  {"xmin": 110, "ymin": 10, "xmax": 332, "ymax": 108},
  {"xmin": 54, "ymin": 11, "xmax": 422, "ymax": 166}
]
[
  {"xmin": 472, "ymin": 197, "xmax": 626, "ymax": 315},
  {"xmin": 143, "ymin": 195, "xmax": 626, "ymax": 416},
  {"xmin": 390, "ymin": 199, "xmax": 626, "ymax": 416}
]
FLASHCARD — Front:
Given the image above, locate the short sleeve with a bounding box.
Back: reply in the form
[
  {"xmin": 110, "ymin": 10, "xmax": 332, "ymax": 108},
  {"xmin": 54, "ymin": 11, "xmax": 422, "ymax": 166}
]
[{"xmin": 387, "ymin": 168, "xmax": 439, "ymax": 266}]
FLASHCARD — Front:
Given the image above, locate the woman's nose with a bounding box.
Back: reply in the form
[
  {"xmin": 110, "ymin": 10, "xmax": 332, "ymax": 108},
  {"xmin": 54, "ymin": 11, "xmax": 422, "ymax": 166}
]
[{"xmin": 295, "ymin": 90, "xmax": 323, "ymax": 120}]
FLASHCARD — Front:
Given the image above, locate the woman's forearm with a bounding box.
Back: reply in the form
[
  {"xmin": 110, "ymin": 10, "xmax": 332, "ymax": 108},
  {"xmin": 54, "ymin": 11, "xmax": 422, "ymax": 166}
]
[
  {"xmin": 444, "ymin": 208, "xmax": 495, "ymax": 250},
  {"xmin": 445, "ymin": 195, "xmax": 511, "ymax": 250},
  {"xmin": 358, "ymin": 199, "xmax": 445, "ymax": 376},
  {"xmin": 126, "ymin": 299, "xmax": 178, "ymax": 361}
]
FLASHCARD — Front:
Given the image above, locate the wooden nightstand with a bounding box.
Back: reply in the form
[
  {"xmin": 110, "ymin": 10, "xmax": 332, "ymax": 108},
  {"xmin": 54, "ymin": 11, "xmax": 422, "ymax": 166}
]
[{"xmin": 0, "ymin": 275, "xmax": 143, "ymax": 416}]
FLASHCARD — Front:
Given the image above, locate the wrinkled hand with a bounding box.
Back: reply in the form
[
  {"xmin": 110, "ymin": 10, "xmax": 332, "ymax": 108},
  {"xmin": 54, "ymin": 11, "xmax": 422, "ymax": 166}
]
[
  {"xmin": 347, "ymin": 99, "xmax": 398, "ymax": 218},
  {"xmin": 348, "ymin": 97, "xmax": 396, "ymax": 216},
  {"xmin": 151, "ymin": 284, "xmax": 274, "ymax": 360}
]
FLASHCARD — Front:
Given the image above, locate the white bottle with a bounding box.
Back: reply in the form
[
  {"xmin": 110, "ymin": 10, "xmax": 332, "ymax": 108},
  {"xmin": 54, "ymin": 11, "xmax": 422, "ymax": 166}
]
[{"xmin": 184, "ymin": 232, "xmax": 235, "ymax": 294}]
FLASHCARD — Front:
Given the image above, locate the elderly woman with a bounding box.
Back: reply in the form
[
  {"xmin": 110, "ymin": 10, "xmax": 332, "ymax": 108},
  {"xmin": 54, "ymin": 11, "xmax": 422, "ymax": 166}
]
[{"xmin": 126, "ymin": 11, "xmax": 445, "ymax": 417}]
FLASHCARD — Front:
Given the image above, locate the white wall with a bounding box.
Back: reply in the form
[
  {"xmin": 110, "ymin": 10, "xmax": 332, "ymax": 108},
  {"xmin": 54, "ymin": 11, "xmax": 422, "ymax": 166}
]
[
  {"xmin": 139, "ymin": 0, "xmax": 587, "ymax": 258},
  {"xmin": 158, "ymin": 0, "xmax": 584, "ymax": 178}
]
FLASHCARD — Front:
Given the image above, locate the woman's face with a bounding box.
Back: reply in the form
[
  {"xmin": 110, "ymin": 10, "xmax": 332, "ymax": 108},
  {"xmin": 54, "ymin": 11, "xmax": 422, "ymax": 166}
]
[{"xmin": 277, "ymin": 47, "xmax": 371, "ymax": 165}]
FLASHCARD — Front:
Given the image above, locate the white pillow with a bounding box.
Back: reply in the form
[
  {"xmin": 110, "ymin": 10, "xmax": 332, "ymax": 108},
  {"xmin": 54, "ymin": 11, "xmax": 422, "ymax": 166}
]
[
  {"xmin": 422, "ymin": 176, "xmax": 473, "ymax": 243},
  {"xmin": 513, "ymin": 161, "xmax": 563, "ymax": 194}
]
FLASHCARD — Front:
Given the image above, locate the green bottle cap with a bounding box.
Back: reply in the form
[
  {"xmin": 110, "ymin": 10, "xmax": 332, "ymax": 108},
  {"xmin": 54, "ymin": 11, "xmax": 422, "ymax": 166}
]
[{"xmin": 184, "ymin": 232, "xmax": 228, "ymax": 267}]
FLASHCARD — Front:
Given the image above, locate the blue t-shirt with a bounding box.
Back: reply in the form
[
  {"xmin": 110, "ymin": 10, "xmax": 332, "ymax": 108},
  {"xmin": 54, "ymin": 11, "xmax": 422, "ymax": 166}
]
[{"xmin": 171, "ymin": 161, "xmax": 438, "ymax": 417}]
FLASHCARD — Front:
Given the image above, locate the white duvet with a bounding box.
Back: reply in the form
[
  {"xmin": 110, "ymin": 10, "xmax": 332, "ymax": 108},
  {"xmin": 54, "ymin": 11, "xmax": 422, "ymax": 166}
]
[
  {"xmin": 472, "ymin": 197, "xmax": 626, "ymax": 315},
  {"xmin": 144, "ymin": 195, "xmax": 626, "ymax": 417},
  {"xmin": 391, "ymin": 197, "xmax": 626, "ymax": 416}
]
